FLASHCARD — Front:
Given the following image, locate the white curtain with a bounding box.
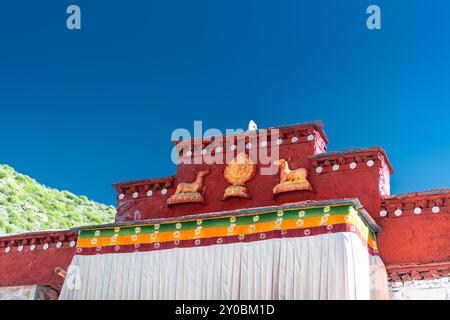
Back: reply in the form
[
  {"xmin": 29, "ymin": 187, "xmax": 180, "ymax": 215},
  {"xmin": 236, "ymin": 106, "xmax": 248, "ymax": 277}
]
[{"xmin": 60, "ymin": 232, "xmax": 388, "ymax": 300}]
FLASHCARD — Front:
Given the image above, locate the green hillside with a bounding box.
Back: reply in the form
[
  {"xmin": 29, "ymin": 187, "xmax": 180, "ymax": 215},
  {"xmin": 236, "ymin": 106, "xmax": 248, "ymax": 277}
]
[{"xmin": 0, "ymin": 164, "xmax": 115, "ymax": 235}]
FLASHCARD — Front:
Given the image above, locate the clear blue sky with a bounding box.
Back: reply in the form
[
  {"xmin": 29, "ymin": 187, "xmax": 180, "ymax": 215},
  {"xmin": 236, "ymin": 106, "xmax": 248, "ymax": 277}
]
[{"xmin": 1, "ymin": 1, "xmax": 449, "ymax": 205}]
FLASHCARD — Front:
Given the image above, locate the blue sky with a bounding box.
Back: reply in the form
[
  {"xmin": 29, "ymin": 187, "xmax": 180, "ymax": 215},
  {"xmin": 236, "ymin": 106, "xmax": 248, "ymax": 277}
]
[{"xmin": 1, "ymin": 0, "xmax": 449, "ymax": 205}]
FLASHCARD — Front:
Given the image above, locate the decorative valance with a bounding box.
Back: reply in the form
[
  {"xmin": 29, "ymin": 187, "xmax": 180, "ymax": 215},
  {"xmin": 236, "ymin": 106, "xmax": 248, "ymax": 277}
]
[{"xmin": 60, "ymin": 201, "xmax": 388, "ymax": 300}]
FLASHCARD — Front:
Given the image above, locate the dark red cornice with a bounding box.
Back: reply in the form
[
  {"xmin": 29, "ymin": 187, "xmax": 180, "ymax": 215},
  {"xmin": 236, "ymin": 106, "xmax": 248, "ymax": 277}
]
[
  {"xmin": 378, "ymin": 189, "xmax": 450, "ymax": 218},
  {"xmin": 172, "ymin": 121, "xmax": 328, "ymax": 147},
  {"xmin": 113, "ymin": 176, "xmax": 176, "ymax": 196},
  {"xmin": 0, "ymin": 229, "xmax": 77, "ymax": 253},
  {"xmin": 309, "ymin": 146, "xmax": 394, "ymax": 174},
  {"xmin": 387, "ymin": 262, "xmax": 450, "ymax": 282}
]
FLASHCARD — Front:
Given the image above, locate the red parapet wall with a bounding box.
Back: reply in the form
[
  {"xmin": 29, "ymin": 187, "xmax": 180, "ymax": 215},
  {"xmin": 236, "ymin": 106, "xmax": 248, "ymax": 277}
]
[
  {"xmin": 0, "ymin": 230, "xmax": 77, "ymax": 288},
  {"xmin": 114, "ymin": 147, "xmax": 392, "ymax": 222},
  {"xmin": 113, "ymin": 122, "xmax": 393, "ymax": 223},
  {"xmin": 376, "ymin": 189, "xmax": 450, "ymax": 266},
  {"xmin": 379, "ymin": 214, "xmax": 450, "ymax": 265},
  {"xmin": 114, "ymin": 123, "xmax": 329, "ymax": 221}
]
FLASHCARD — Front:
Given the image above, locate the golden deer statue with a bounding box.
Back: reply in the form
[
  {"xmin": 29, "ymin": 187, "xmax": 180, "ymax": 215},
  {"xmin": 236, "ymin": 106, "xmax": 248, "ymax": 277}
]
[
  {"xmin": 273, "ymin": 159, "xmax": 312, "ymax": 195},
  {"xmin": 168, "ymin": 170, "xmax": 210, "ymax": 205},
  {"xmin": 277, "ymin": 159, "xmax": 309, "ymax": 183},
  {"xmin": 175, "ymin": 170, "xmax": 210, "ymax": 194}
]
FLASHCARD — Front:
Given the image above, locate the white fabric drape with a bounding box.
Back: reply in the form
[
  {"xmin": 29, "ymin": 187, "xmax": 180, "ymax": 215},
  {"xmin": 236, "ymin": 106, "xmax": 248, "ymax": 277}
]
[
  {"xmin": 369, "ymin": 255, "xmax": 390, "ymax": 300},
  {"xmin": 60, "ymin": 232, "xmax": 388, "ymax": 300}
]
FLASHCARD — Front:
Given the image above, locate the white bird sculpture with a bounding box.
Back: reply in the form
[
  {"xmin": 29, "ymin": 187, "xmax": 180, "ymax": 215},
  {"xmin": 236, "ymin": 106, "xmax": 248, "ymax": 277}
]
[{"xmin": 248, "ymin": 120, "xmax": 258, "ymax": 131}]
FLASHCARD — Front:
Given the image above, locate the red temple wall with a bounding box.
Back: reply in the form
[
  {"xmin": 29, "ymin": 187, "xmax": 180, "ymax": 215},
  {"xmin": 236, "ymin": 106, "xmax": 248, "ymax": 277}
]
[
  {"xmin": 0, "ymin": 247, "xmax": 74, "ymax": 287},
  {"xmin": 0, "ymin": 231, "xmax": 76, "ymax": 288},
  {"xmin": 377, "ymin": 214, "xmax": 450, "ymax": 265},
  {"xmin": 115, "ymin": 136, "xmax": 392, "ymax": 223}
]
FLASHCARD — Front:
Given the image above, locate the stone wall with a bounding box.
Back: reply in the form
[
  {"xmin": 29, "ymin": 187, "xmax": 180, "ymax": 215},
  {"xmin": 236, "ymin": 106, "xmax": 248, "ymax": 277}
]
[{"xmin": 389, "ymin": 277, "xmax": 450, "ymax": 300}]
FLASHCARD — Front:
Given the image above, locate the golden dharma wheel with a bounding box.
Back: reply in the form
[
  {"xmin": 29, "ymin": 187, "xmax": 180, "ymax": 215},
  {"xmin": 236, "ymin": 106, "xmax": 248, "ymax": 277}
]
[{"xmin": 223, "ymin": 153, "xmax": 257, "ymax": 186}]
